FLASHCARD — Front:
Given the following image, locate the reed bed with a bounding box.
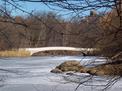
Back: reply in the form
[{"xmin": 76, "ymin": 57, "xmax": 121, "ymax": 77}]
[{"xmin": 0, "ymin": 50, "xmax": 31, "ymax": 57}]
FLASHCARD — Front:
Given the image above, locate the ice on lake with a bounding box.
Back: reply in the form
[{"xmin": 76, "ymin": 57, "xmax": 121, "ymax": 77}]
[{"xmin": 0, "ymin": 56, "xmax": 122, "ymax": 91}]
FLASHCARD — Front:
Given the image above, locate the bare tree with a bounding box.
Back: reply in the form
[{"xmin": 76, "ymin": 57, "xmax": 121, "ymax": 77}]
[{"xmin": 0, "ymin": 0, "xmax": 121, "ymax": 90}]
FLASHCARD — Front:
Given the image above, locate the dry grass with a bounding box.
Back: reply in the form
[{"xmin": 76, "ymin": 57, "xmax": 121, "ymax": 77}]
[{"xmin": 0, "ymin": 50, "xmax": 31, "ymax": 57}]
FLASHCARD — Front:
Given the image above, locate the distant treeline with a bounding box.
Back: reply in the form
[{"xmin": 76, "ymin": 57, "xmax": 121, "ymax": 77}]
[{"xmin": 0, "ymin": 10, "xmax": 121, "ymax": 57}]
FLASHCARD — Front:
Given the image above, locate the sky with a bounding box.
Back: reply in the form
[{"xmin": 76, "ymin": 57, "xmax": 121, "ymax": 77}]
[
  {"xmin": 0, "ymin": 1, "xmax": 68, "ymax": 18},
  {"xmin": 8, "ymin": 1, "xmax": 74, "ymax": 19},
  {"xmin": 0, "ymin": 0, "xmax": 112, "ymax": 20},
  {"xmin": 6, "ymin": 0, "xmax": 99, "ymax": 20}
]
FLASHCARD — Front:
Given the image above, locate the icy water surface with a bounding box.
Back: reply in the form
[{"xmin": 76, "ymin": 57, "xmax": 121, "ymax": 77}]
[{"xmin": 0, "ymin": 56, "xmax": 122, "ymax": 91}]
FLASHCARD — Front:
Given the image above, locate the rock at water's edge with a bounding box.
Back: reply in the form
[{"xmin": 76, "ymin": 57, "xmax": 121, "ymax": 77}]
[{"xmin": 50, "ymin": 60, "xmax": 85, "ymax": 73}]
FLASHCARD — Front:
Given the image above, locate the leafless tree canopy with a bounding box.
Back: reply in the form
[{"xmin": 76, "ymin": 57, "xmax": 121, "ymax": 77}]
[
  {"xmin": 0, "ymin": 0, "xmax": 121, "ymax": 56},
  {"xmin": 0, "ymin": 0, "xmax": 122, "ymax": 91}
]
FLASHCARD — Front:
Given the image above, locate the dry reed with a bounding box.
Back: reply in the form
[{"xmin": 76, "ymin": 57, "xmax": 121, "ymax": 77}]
[{"xmin": 0, "ymin": 50, "xmax": 31, "ymax": 57}]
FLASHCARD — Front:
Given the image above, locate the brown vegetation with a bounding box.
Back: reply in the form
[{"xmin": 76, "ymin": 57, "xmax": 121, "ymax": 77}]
[
  {"xmin": 51, "ymin": 60, "xmax": 122, "ymax": 76},
  {"xmin": 0, "ymin": 12, "xmax": 101, "ymax": 49},
  {"xmin": 0, "ymin": 10, "xmax": 121, "ymax": 58},
  {"xmin": 0, "ymin": 1, "xmax": 121, "ymax": 90},
  {"xmin": 0, "ymin": 50, "xmax": 30, "ymax": 57},
  {"xmin": 87, "ymin": 61, "xmax": 122, "ymax": 76},
  {"xmin": 0, "ymin": 8, "xmax": 121, "ymax": 58}
]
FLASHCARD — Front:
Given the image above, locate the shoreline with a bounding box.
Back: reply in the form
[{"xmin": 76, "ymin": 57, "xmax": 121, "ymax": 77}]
[
  {"xmin": 0, "ymin": 50, "xmax": 100, "ymax": 57},
  {"xmin": 32, "ymin": 50, "xmax": 100, "ymax": 56}
]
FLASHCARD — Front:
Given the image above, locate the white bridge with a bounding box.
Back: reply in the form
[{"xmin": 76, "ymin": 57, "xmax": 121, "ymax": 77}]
[{"xmin": 19, "ymin": 47, "xmax": 98, "ymax": 55}]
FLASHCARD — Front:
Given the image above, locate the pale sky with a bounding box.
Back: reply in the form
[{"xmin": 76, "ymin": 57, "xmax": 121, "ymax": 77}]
[
  {"xmin": 10, "ymin": 1, "xmax": 73, "ymax": 19},
  {"xmin": 0, "ymin": 0, "xmax": 111, "ymax": 20}
]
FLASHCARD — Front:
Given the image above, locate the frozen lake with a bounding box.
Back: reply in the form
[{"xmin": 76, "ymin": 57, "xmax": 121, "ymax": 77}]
[{"xmin": 0, "ymin": 56, "xmax": 122, "ymax": 91}]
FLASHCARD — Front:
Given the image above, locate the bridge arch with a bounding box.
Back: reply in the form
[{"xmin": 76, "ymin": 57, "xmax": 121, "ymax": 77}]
[{"xmin": 19, "ymin": 47, "xmax": 98, "ymax": 56}]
